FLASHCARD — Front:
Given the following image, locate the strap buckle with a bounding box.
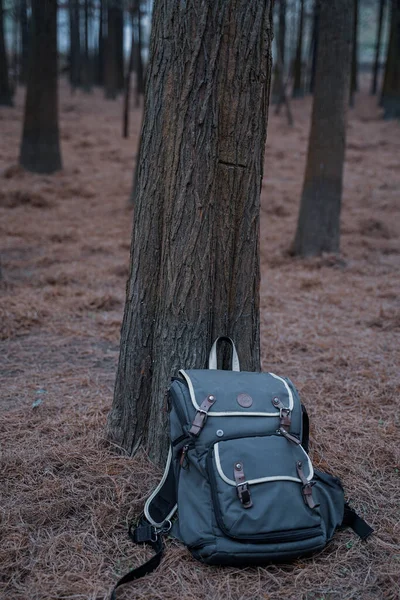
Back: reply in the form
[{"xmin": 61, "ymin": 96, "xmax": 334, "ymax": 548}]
[
  {"xmin": 189, "ymin": 394, "xmax": 216, "ymax": 436},
  {"xmin": 236, "ymin": 482, "xmax": 253, "ymax": 508}
]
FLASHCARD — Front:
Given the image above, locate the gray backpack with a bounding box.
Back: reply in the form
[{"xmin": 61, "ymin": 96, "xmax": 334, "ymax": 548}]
[{"xmin": 111, "ymin": 337, "xmax": 373, "ymax": 598}]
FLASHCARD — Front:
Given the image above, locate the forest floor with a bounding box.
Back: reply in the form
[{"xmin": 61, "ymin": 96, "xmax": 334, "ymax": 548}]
[{"xmin": 0, "ymin": 80, "xmax": 399, "ymax": 600}]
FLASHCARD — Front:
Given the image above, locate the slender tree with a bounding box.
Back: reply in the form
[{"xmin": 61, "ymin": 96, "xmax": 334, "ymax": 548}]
[
  {"xmin": 371, "ymin": 0, "xmax": 386, "ymax": 95},
  {"xmin": 308, "ymin": 0, "xmax": 319, "ymax": 94},
  {"xmin": 81, "ymin": 0, "xmax": 92, "ymax": 92},
  {"xmin": 349, "ymin": 0, "xmax": 359, "ymax": 107},
  {"xmin": 107, "ymin": 0, "xmax": 273, "ymax": 463},
  {"xmin": 69, "ymin": 0, "xmax": 81, "ymax": 89},
  {"xmin": 381, "ymin": 0, "xmax": 400, "ymax": 118},
  {"xmin": 0, "ymin": 0, "xmax": 13, "ymax": 106},
  {"xmin": 292, "ymin": 0, "xmax": 353, "ymax": 257},
  {"xmin": 272, "ymin": 0, "xmax": 286, "ymax": 103},
  {"xmin": 97, "ymin": 0, "xmax": 104, "ymax": 85},
  {"xmin": 19, "ymin": 0, "xmax": 30, "ymax": 84},
  {"xmin": 104, "ymin": 1, "xmax": 119, "ymax": 98},
  {"xmin": 19, "ymin": 0, "xmax": 62, "ymax": 173},
  {"xmin": 292, "ymin": 0, "xmax": 304, "ymax": 98},
  {"xmin": 134, "ymin": 0, "xmax": 144, "ymax": 107}
]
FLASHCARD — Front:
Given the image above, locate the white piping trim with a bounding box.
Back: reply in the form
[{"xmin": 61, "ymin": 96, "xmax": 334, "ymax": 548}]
[
  {"xmin": 144, "ymin": 446, "xmax": 177, "ymax": 527},
  {"xmin": 269, "ymin": 373, "xmax": 294, "ymax": 411},
  {"xmin": 179, "ymin": 370, "xmax": 281, "ymax": 417},
  {"xmin": 214, "ymin": 443, "xmax": 314, "ymax": 486},
  {"xmin": 208, "ymin": 337, "xmax": 240, "ymax": 371}
]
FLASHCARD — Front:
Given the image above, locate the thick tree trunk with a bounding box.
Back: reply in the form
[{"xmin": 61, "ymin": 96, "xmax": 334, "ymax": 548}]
[
  {"xmin": 292, "ymin": 0, "xmax": 304, "ymax": 98},
  {"xmin": 371, "ymin": 0, "xmax": 386, "ymax": 95},
  {"xmin": 292, "ymin": 0, "xmax": 353, "ymax": 257},
  {"xmin": 107, "ymin": 0, "xmax": 273, "ymax": 464},
  {"xmin": 0, "ymin": 0, "xmax": 13, "ymax": 106},
  {"xmin": 69, "ymin": 0, "xmax": 81, "ymax": 89},
  {"xmin": 19, "ymin": 0, "xmax": 62, "ymax": 173},
  {"xmin": 349, "ymin": 0, "xmax": 359, "ymax": 107},
  {"xmin": 381, "ymin": 0, "xmax": 400, "ymax": 118}
]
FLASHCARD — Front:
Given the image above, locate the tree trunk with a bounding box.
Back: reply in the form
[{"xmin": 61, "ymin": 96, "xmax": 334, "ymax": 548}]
[
  {"xmin": 292, "ymin": 0, "xmax": 353, "ymax": 257},
  {"xmin": 19, "ymin": 0, "xmax": 62, "ymax": 173},
  {"xmin": 122, "ymin": 13, "xmax": 135, "ymax": 138},
  {"xmin": 104, "ymin": 2, "xmax": 118, "ymax": 99},
  {"xmin": 292, "ymin": 0, "xmax": 304, "ymax": 98},
  {"xmin": 97, "ymin": 0, "xmax": 104, "ymax": 85},
  {"xmin": 19, "ymin": 0, "xmax": 30, "ymax": 84},
  {"xmin": 107, "ymin": 0, "xmax": 273, "ymax": 464},
  {"xmin": 134, "ymin": 1, "xmax": 144, "ymax": 107},
  {"xmin": 349, "ymin": 0, "xmax": 358, "ymax": 107},
  {"xmin": 0, "ymin": 0, "xmax": 13, "ymax": 106},
  {"xmin": 115, "ymin": 1, "xmax": 124, "ymax": 91},
  {"xmin": 381, "ymin": 0, "xmax": 400, "ymax": 118},
  {"xmin": 69, "ymin": 0, "xmax": 81, "ymax": 89},
  {"xmin": 272, "ymin": 0, "xmax": 286, "ymax": 103},
  {"xmin": 308, "ymin": 0, "xmax": 319, "ymax": 94},
  {"xmin": 81, "ymin": 0, "xmax": 92, "ymax": 92},
  {"xmin": 371, "ymin": 0, "xmax": 386, "ymax": 95}
]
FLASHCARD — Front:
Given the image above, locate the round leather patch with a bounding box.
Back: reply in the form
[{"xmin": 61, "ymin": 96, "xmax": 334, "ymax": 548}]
[{"xmin": 237, "ymin": 393, "xmax": 253, "ymax": 408}]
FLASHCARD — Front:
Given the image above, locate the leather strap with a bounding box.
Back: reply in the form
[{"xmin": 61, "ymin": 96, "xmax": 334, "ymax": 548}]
[{"xmin": 189, "ymin": 394, "xmax": 216, "ymax": 436}]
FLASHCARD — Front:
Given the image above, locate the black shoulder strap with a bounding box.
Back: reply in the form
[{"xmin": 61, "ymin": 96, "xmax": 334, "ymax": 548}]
[
  {"xmin": 342, "ymin": 503, "xmax": 374, "ymax": 540},
  {"xmin": 110, "ymin": 521, "xmax": 168, "ymax": 600},
  {"xmin": 110, "ymin": 448, "xmax": 177, "ymax": 599},
  {"xmin": 143, "ymin": 446, "xmax": 177, "ymax": 526}
]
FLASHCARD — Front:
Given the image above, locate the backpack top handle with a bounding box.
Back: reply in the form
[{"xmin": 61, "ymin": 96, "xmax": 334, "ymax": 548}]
[{"xmin": 208, "ymin": 336, "xmax": 240, "ymax": 372}]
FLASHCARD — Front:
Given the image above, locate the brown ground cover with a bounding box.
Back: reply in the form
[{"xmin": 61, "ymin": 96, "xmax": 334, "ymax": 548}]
[{"xmin": 0, "ymin": 81, "xmax": 399, "ymax": 600}]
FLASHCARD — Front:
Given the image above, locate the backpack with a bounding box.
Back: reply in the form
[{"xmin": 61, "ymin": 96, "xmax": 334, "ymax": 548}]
[{"xmin": 111, "ymin": 337, "xmax": 373, "ymax": 598}]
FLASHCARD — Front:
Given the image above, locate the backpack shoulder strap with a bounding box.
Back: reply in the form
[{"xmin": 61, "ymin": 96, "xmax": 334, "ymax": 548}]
[
  {"xmin": 342, "ymin": 502, "xmax": 374, "ymax": 540},
  {"xmin": 144, "ymin": 445, "xmax": 177, "ymax": 527},
  {"xmin": 109, "ymin": 447, "xmax": 177, "ymax": 599}
]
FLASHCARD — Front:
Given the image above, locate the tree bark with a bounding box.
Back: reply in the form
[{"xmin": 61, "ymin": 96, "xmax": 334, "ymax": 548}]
[
  {"xmin": 0, "ymin": 0, "xmax": 13, "ymax": 106},
  {"xmin": 292, "ymin": 0, "xmax": 304, "ymax": 98},
  {"xmin": 292, "ymin": 0, "xmax": 353, "ymax": 257},
  {"xmin": 381, "ymin": 0, "xmax": 400, "ymax": 118},
  {"xmin": 107, "ymin": 0, "xmax": 273, "ymax": 464},
  {"xmin": 19, "ymin": 0, "xmax": 62, "ymax": 173},
  {"xmin": 371, "ymin": 0, "xmax": 386, "ymax": 95}
]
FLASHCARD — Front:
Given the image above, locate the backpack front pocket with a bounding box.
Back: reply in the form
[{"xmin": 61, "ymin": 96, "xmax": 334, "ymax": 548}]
[{"xmin": 207, "ymin": 434, "xmax": 322, "ymax": 543}]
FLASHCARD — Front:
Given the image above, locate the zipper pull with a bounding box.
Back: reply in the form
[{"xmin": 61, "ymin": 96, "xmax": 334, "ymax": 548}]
[
  {"xmin": 272, "ymin": 397, "xmax": 292, "ymax": 428},
  {"xmin": 180, "ymin": 444, "xmax": 189, "ymax": 469},
  {"xmin": 279, "ymin": 427, "xmax": 301, "ymax": 445},
  {"xmin": 296, "ymin": 460, "xmax": 319, "ymax": 509}
]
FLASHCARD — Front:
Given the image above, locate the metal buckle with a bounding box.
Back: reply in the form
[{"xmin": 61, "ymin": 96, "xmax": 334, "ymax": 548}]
[{"xmin": 236, "ymin": 482, "xmax": 253, "ymax": 508}]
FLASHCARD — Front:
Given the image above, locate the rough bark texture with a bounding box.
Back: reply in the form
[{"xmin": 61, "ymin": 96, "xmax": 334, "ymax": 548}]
[
  {"xmin": 371, "ymin": 0, "xmax": 386, "ymax": 95},
  {"xmin": 107, "ymin": 0, "xmax": 273, "ymax": 464},
  {"xmin": 292, "ymin": 0, "xmax": 353, "ymax": 257},
  {"xmin": 381, "ymin": 0, "xmax": 400, "ymax": 118},
  {"xmin": 292, "ymin": 0, "xmax": 304, "ymax": 98},
  {"xmin": 0, "ymin": 0, "xmax": 13, "ymax": 106},
  {"xmin": 19, "ymin": 0, "xmax": 62, "ymax": 173}
]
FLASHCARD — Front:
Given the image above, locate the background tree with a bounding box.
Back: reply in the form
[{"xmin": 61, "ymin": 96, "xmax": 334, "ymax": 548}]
[
  {"xmin": 272, "ymin": 0, "xmax": 286, "ymax": 103},
  {"xmin": 0, "ymin": 0, "xmax": 13, "ymax": 106},
  {"xmin": 292, "ymin": 0, "xmax": 353, "ymax": 257},
  {"xmin": 292, "ymin": 0, "xmax": 304, "ymax": 97},
  {"xmin": 381, "ymin": 0, "xmax": 400, "ymax": 118},
  {"xmin": 104, "ymin": 0, "xmax": 121, "ymax": 99},
  {"xmin": 371, "ymin": 0, "xmax": 386, "ymax": 95},
  {"xmin": 19, "ymin": 0, "xmax": 30, "ymax": 84},
  {"xmin": 107, "ymin": 0, "xmax": 273, "ymax": 463},
  {"xmin": 350, "ymin": 0, "xmax": 359, "ymax": 107},
  {"xmin": 69, "ymin": 0, "xmax": 81, "ymax": 89},
  {"xmin": 19, "ymin": 0, "xmax": 62, "ymax": 173},
  {"xmin": 308, "ymin": 0, "xmax": 319, "ymax": 94}
]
